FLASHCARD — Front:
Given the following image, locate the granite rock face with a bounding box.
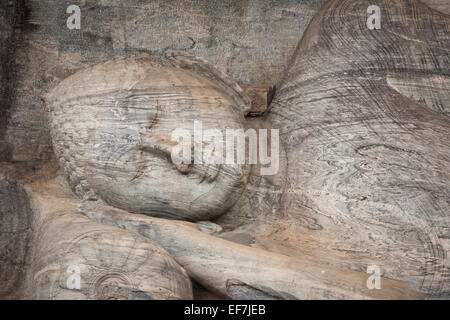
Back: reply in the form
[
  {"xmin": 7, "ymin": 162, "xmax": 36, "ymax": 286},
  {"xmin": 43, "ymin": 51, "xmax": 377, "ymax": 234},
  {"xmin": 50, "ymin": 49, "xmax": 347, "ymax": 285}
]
[
  {"xmin": 0, "ymin": 179, "xmax": 32, "ymax": 299},
  {"xmin": 0, "ymin": 0, "xmax": 327, "ymax": 163},
  {"xmin": 0, "ymin": 0, "xmax": 449, "ymax": 300}
]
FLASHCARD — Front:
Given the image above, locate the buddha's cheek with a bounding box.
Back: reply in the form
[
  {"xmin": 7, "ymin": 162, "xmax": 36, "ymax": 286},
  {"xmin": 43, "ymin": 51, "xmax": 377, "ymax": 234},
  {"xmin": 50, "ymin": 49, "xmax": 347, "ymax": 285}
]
[{"xmin": 85, "ymin": 154, "xmax": 233, "ymax": 219}]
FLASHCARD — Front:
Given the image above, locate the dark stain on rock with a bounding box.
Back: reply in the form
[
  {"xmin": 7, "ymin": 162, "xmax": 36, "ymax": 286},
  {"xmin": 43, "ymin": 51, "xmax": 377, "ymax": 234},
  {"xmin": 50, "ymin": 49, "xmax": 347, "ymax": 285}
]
[
  {"xmin": 0, "ymin": 178, "xmax": 33, "ymax": 299},
  {"xmin": 0, "ymin": 0, "xmax": 29, "ymax": 161},
  {"xmin": 131, "ymin": 291, "xmax": 154, "ymax": 300},
  {"xmin": 219, "ymin": 232, "xmax": 254, "ymax": 246}
]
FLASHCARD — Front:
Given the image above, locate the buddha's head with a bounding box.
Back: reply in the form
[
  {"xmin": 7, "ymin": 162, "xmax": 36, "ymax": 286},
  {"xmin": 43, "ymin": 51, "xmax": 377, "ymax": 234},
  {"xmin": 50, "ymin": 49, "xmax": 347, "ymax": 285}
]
[{"xmin": 48, "ymin": 54, "xmax": 251, "ymax": 221}]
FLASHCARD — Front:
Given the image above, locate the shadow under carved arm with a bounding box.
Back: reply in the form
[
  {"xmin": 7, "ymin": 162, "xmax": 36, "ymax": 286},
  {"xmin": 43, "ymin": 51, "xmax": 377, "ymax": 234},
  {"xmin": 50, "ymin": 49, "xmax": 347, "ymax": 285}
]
[
  {"xmin": 79, "ymin": 200, "xmax": 422, "ymax": 300},
  {"xmin": 45, "ymin": 51, "xmax": 423, "ymax": 299}
]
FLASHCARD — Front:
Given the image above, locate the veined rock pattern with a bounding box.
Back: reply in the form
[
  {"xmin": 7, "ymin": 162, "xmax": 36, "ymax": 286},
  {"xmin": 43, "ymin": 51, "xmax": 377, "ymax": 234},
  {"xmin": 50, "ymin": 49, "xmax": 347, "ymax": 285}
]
[
  {"xmin": 47, "ymin": 54, "xmax": 250, "ymax": 221},
  {"xmin": 0, "ymin": 0, "xmax": 449, "ymax": 300},
  {"xmin": 267, "ymin": 0, "xmax": 449, "ymax": 298}
]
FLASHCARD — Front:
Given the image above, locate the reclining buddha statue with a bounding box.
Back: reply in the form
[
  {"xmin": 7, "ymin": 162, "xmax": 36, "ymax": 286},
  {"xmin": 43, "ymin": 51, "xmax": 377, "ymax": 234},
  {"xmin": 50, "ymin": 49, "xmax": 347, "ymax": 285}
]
[{"xmin": 1, "ymin": 0, "xmax": 447, "ymax": 300}]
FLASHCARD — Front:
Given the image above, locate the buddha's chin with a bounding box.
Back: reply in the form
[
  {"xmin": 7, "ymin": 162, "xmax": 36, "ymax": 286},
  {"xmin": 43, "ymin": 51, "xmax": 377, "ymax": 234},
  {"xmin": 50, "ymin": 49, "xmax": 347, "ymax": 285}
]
[
  {"xmin": 88, "ymin": 177, "xmax": 243, "ymax": 221},
  {"xmin": 86, "ymin": 159, "xmax": 248, "ymax": 221}
]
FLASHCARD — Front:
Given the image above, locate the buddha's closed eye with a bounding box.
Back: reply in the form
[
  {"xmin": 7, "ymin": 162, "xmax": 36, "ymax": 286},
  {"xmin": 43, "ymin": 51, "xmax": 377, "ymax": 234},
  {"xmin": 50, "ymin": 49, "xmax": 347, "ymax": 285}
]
[{"xmin": 49, "ymin": 54, "xmax": 249, "ymax": 221}]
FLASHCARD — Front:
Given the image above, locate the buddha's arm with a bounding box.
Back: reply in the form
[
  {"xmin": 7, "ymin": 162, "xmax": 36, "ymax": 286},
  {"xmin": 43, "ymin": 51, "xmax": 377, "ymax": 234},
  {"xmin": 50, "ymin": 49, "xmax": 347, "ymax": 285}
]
[
  {"xmin": 26, "ymin": 180, "xmax": 193, "ymax": 300},
  {"xmin": 79, "ymin": 200, "xmax": 422, "ymax": 300}
]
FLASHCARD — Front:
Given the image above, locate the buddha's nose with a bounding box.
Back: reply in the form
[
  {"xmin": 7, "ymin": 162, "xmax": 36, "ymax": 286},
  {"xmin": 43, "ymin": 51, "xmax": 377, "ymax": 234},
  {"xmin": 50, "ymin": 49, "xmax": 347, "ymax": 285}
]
[
  {"xmin": 137, "ymin": 134, "xmax": 221, "ymax": 183},
  {"xmin": 137, "ymin": 134, "xmax": 194, "ymax": 174}
]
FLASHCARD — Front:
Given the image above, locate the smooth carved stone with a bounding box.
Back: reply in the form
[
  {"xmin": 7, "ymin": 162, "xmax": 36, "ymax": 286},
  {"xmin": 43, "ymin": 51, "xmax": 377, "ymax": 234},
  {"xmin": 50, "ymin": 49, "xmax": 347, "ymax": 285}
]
[
  {"xmin": 47, "ymin": 54, "xmax": 251, "ymax": 221},
  {"xmin": 27, "ymin": 179, "xmax": 193, "ymax": 300},
  {"xmin": 240, "ymin": 84, "xmax": 276, "ymax": 116},
  {"xmin": 267, "ymin": 0, "xmax": 450, "ymax": 298},
  {"xmin": 195, "ymin": 221, "xmax": 223, "ymax": 235},
  {"xmin": 32, "ymin": 216, "xmax": 193, "ymax": 300},
  {"xmin": 79, "ymin": 201, "xmax": 422, "ymax": 300}
]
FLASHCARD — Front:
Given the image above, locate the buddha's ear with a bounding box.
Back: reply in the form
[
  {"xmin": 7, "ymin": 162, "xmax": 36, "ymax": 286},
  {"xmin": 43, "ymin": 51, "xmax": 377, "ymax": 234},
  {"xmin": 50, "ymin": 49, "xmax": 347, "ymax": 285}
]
[{"xmin": 165, "ymin": 50, "xmax": 251, "ymax": 116}]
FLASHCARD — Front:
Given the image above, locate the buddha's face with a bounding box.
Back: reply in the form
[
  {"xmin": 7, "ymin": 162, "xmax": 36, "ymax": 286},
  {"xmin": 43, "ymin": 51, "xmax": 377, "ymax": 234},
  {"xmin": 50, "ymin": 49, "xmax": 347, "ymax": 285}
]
[{"xmin": 49, "ymin": 56, "xmax": 249, "ymax": 221}]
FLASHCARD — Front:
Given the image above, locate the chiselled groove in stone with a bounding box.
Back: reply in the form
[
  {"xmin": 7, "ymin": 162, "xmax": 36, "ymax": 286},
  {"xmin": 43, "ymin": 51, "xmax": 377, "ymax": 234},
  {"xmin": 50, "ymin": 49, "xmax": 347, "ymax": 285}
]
[
  {"xmin": 226, "ymin": 279, "xmax": 298, "ymax": 300},
  {"xmin": 0, "ymin": 179, "xmax": 32, "ymax": 299}
]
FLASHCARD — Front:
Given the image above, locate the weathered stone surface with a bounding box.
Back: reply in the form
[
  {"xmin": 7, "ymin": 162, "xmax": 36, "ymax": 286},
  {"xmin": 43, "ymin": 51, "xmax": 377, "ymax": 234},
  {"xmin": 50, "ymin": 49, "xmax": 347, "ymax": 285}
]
[
  {"xmin": 1, "ymin": 0, "xmax": 327, "ymax": 163},
  {"xmin": 0, "ymin": 178, "xmax": 32, "ymax": 299},
  {"xmin": 26, "ymin": 177, "xmax": 193, "ymax": 300},
  {"xmin": 241, "ymin": 84, "xmax": 275, "ymax": 116},
  {"xmin": 422, "ymin": 0, "xmax": 450, "ymax": 14},
  {"xmin": 0, "ymin": 0, "xmax": 449, "ymax": 300},
  {"xmin": 47, "ymin": 54, "xmax": 250, "ymax": 221},
  {"xmin": 387, "ymin": 73, "xmax": 450, "ymax": 116},
  {"xmin": 264, "ymin": 0, "xmax": 450, "ymax": 298},
  {"xmin": 1, "ymin": 0, "xmax": 444, "ymax": 162},
  {"xmin": 79, "ymin": 200, "xmax": 422, "ymax": 300},
  {"xmin": 0, "ymin": 0, "xmax": 23, "ymax": 162}
]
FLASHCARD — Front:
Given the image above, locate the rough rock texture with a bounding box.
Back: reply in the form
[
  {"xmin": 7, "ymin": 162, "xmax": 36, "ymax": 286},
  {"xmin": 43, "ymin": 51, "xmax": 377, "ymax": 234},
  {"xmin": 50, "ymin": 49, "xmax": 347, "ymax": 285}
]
[
  {"xmin": 0, "ymin": 178, "xmax": 32, "ymax": 299},
  {"xmin": 241, "ymin": 84, "xmax": 276, "ymax": 116},
  {"xmin": 79, "ymin": 200, "xmax": 422, "ymax": 300},
  {"xmin": 422, "ymin": 0, "xmax": 450, "ymax": 14},
  {"xmin": 0, "ymin": 0, "xmax": 24, "ymax": 161},
  {"xmin": 0, "ymin": 0, "xmax": 445, "ymax": 162},
  {"xmin": 0, "ymin": 0, "xmax": 327, "ymax": 163}
]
